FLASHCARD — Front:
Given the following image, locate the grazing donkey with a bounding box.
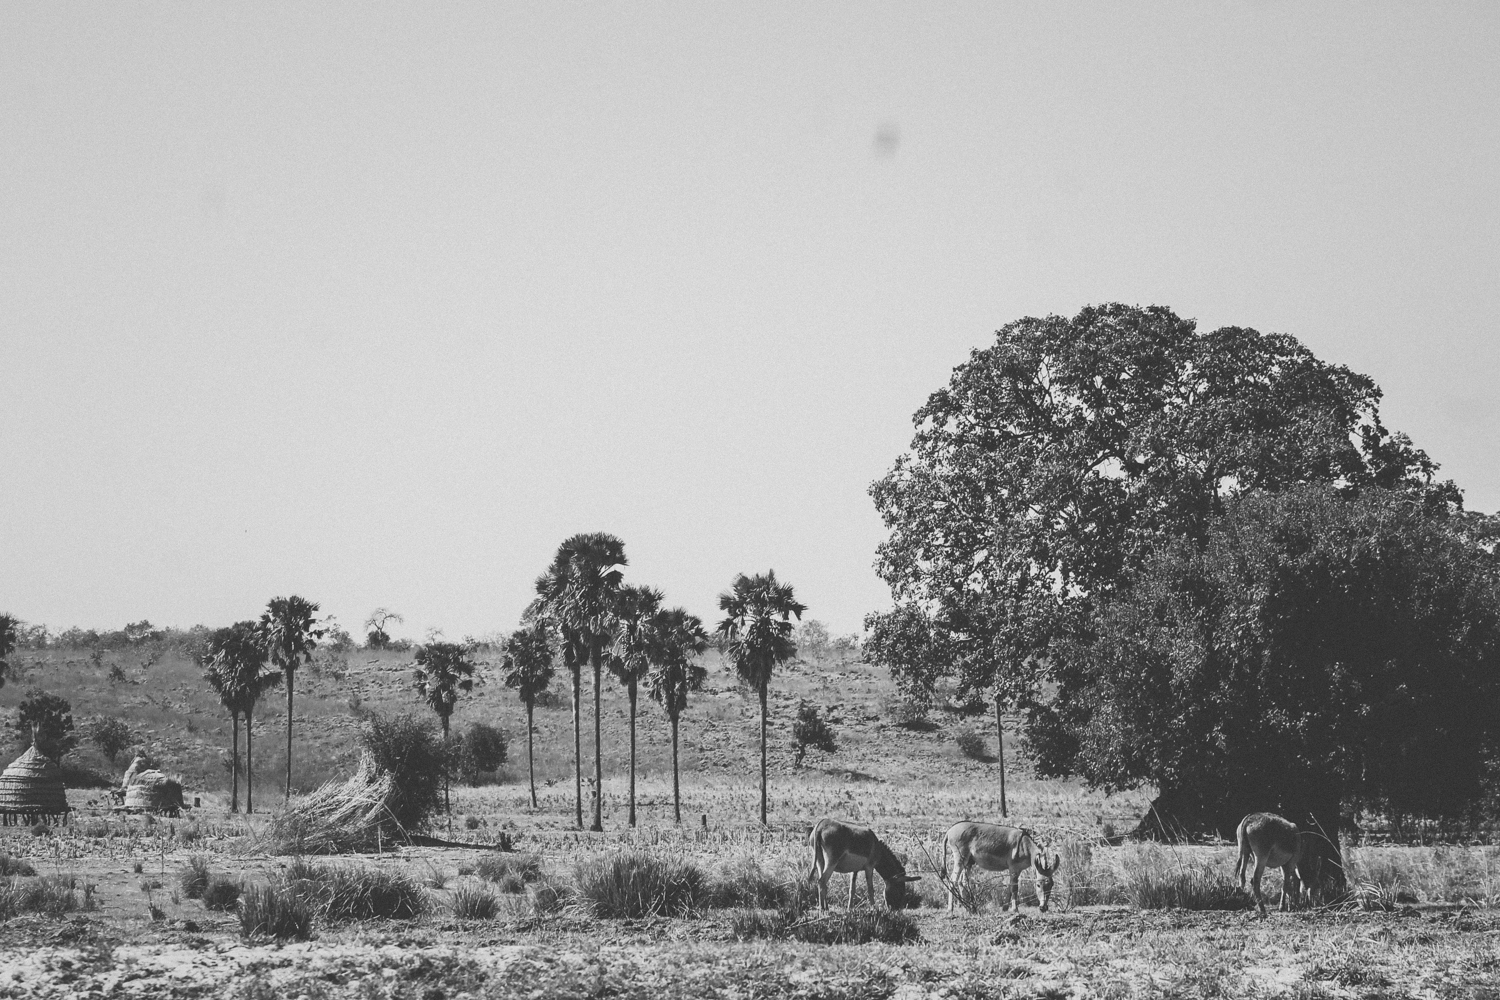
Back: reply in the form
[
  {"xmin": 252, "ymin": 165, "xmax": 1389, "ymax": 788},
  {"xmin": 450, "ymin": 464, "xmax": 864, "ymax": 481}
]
[
  {"xmin": 807, "ymin": 818, "xmax": 922, "ymax": 910},
  {"xmin": 943, "ymin": 821, "xmax": 1059, "ymax": 913},
  {"xmin": 1236, "ymin": 812, "xmax": 1323, "ymax": 916}
]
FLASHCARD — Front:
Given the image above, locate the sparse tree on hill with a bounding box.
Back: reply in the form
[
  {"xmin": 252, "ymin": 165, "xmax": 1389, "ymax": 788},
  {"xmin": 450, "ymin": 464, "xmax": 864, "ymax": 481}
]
[
  {"xmin": 717, "ymin": 571, "xmax": 805, "ymax": 826},
  {"xmin": 0, "ymin": 614, "xmax": 18, "ymax": 689},
  {"xmin": 17, "ymin": 689, "xmax": 77, "ymax": 762},
  {"xmin": 646, "ymin": 606, "xmax": 709, "ymax": 824},
  {"xmin": 500, "ymin": 621, "xmax": 556, "ymax": 809},
  {"xmin": 365, "ymin": 608, "xmax": 403, "ymax": 649},
  {"xmin": 792, "ymin": 701, "xmax": 838, "ymax": 767},
  {"xmin": 259, "ymin": 596, "xmax": 325, "ymax": 801},
  {"xmin": 533, "ymin": 533, "xmax": 626, "ymax": 832},
  {"xmin": 413, "ymin": 640, "xmax": 476, "ymax": 819},
  {"xmin": 608, "ymin": 584, "xmax": 664, "ymax": 827},
  {"xmin": 202, "ymin": 621, "xmax": 279, "ymax": 813},
  {"xmin": 88, "ymin": 716, "xmax": 132, "ymax": 765}
]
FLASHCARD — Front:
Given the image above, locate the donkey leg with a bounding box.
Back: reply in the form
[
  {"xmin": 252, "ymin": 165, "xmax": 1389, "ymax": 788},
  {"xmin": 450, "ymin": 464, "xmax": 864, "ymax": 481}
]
[{"xmin": 1251, "ymin": 862, "xmax": 1269, "ymax": 918}]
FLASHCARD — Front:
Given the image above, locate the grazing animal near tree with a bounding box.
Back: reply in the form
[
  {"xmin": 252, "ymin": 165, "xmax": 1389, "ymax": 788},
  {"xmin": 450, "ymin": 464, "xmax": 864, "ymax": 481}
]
[
  {"xmin": 942, "ymin": 821, "xmax": 1058, "ymax": 912},
  {"xmin": 1235, "ymin": 812, "xmax": 1323, "ymax": 916},
  {"xmin": 807, "ymin": 818, "xmax": 922, "ymax": 910}
]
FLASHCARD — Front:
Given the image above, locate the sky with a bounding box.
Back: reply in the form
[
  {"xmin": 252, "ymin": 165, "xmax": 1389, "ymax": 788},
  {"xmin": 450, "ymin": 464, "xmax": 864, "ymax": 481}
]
[{"xmin": 2, "ymin": 4, "xmax": 1498, "ymax": 641}]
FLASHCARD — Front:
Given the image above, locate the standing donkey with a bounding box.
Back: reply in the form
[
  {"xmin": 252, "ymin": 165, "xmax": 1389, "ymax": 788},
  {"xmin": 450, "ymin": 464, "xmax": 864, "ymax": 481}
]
[
  {"xmin": 943, "ymin": 821, "xmax": 1059, "ymax": 912},
  {"xmin": 1236, "ymin": 812, "xmax": 1324, "ymax": 916},
  {"xmin": 807, "ymin": 818, "xmax": 923, "ymax": 910}
]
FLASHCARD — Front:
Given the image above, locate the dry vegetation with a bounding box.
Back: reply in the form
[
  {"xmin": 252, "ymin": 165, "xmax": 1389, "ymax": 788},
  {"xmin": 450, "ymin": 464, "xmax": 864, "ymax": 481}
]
[{"xmin": 0, "ymin": 642, "xmax": 1497, "ymax": 997}]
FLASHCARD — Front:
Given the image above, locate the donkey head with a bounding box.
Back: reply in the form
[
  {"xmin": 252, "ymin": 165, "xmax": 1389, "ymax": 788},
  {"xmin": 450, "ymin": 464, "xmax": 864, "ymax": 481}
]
[{"xmin": 1033, "ymin": 853, "xmax": 1060, "ymax": 912}]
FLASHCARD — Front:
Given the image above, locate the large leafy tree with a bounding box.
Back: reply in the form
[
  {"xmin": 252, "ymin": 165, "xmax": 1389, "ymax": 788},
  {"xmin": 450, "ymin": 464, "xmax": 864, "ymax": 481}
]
[
  {"xmin": 608, "ymin": 584, "xmax": 664, "ymax": 827},
  {"xmin": 717, "ymin": 571, "xmax": 805, "ymax": 826},
  {"xmin": 500, "ymin": 621, "xmax": 556, "ymax": 809},
  {"xmin": 646, "ymin": 607, "xmax": 709, "ymax": 825},
  {"xmin": 202, "ymin": 621, "xmax": 280, "ymax": 814},
  {"xmin": 0, "ymin": 614, "xmax": 17, "ymax": 689},
  {"xmin": 532, "ymin": 533, "xmax": 626, "ymax": 831},
  {"xmin": 258, "ymin": 596, "xmax": 325, "ymax": 801},
  {"xmin": 870, "ymin": 304, "xmax": 1458, "ymax": 822},
  {"xmin": 413, "ymin": 640, "xmax": 477, "ymax": 819},
  {"xmin": 1042, "ymin": 486, "xmax": 1500, "ymax": 892}
]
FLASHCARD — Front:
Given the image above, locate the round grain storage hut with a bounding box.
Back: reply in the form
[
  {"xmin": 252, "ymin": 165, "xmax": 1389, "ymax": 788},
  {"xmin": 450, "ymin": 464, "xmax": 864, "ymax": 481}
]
[{"xmin": 0, "ymin": 743, "xmax": 70, "ymax": 826}]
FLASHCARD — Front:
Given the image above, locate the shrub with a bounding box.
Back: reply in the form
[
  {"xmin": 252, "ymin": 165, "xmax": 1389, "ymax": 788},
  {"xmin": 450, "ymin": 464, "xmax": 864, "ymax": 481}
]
[
  {"xmin": 705, "ymin": 857, "xmax": 813, "ymax": 914},
  {"xmin": 203, "ymin": 876, "xmax": 242, "ymax": 912},
  {"xmin": 179, "ymin": 856, "xmax": 211, "ymax": 900},
  {"xmin": 789, "ymin": 910, "xmax": 920, "ymax": 945},
  {"xmin": 0, "ymin": 855, "xmax": 36, "ymax": 877},
  {"xmin": 239, "ymin": 884, "xmax": 313, "ymax": 941},
  {"xmin": 88, "ymin": 716, "xmax": 133, "ymax": 764},
  {"xmin": 281, "ymin": 861, "xmax": 428, "ymax": 921},
  {"xmin": 954, "ymin": 728, "xmax": 988, "ymax": 761},
  {"xmin": 476, "ymin": 852, "xmax": 543, "ymax": 893},
  {"xmin": 574, "ymin": 850, "xmax": 705, "ymax": 918},
  {"xmin": 791, "ymin": 702, "xmax": 837, "ymax": 766},
  {"xmin": 882, "ymin": 695, "xmax": 931, "ymax": 730},
  {"xmin": 452, "ymin": 884, "xmax": 501, "ymax": 920},
  {"xmin": 454, "ymin": 723, "xmax": 507, "ymax": 784},
  {"xmin": 357, "ymin": 713, "xmax": 445, "ymax": 832}
]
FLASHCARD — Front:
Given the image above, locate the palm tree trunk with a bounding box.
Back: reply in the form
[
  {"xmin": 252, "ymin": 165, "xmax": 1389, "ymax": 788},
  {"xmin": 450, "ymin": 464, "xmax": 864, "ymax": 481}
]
[
  {"xmin": 759, "ymin": 683, "xmax": 768, "ymax": 826},
  {"xmin": 995, "ymin": 696, "xmax": 1008, "ymax": 819},
  {"xmin": 246, "ymin": 709, "xmax": 254, "ymax": 815},
  {"xmin": 285, "ymin": 669, "xmax": 295, "ymax": 801},
  {"xmin": 671, "ymin": 712, "xmax": 681, "ymax": 825},
  {"xmin": 442, "ymin": 715, "xmax": 451, "ymax": 827},
  {"xmin": 571, "ymin": 665, "xmax": 583, "ymax": 829},
  {"xmin": 628, "ymin": 680, "xmax": 637, "ymax": 827},
  {"xmin": 231, "ymin": 712, "xmax": 241, "ymax": 814},
  {"xmin": 591, "ymin": 645, "xmax": 603, "ymax": 832},
  {"xmin": 526, "ymin": 701, "xmax": 538, "ymax": 809}
]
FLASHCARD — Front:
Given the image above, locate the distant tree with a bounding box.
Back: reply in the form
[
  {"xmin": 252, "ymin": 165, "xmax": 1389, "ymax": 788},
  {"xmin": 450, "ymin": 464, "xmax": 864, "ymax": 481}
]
[
  {"xmin": 532, "ymin": 533, "xmax": 627, "ymax": 831},
  {"xmin": 258, "ymin": 596, "xmax": 325, "ymax": 802},
  {"xmin": 791, "ymin": 701, "xmax": 838, "ymax": 766},
  {"xmin": 18, "ymin": 689, "xmax": 77, "ymax": 762},
  {"xmin": 0, "ymin": 614, "xmax": 16, "ymax": 689},
  {"xmin": 454, "ymin": 722, "xmax": 507, "ymax": 784},
  {"xmin": 646, "ymin": 607, "xmax": 709, "ymax": 824},
  {"xmin": 364, "ymin": 608, "xmax": 403, "ymax": 649},
  {"xmin": 500, "ymin": 621, "xmax": 556, "ymax": 808},
  {"xmin": 88, "ymin": 716, "xmax": 133, "ymax": 765},
  {"xmin": 717, "ymin": 570, "xmax": 806, "ymax": 825},
  {"xmin": 608, "ymin": 583, "xmax": 664, "ymax": 827},
  {"xmin": 413, "ymin": 641, "xmax": 476, "ymax": 818},
  {"xmin": 794, "ymin": 620, "xmax": 830, "ymax": 659},
  {"xmin": 202, "ymin": 621, "xmax": 281, "ymax": 813},
  {"xmin": 123, "ymin": 620, "xmax": 162, "ymax": 644}
]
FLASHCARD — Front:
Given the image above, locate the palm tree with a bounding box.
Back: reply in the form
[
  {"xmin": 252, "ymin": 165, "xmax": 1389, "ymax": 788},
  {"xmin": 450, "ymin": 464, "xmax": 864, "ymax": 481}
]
[
  {"xmin": 258, "ymin": 596, "xmax": 324, "ymax": 801},
  {"xmin": 646, "ymin": 607, "xmax": 709, "ymax": 824},
  {"xmin": 413, "ymin": 640, "xmax": 477, "ymax": 822},
  {"xmin": 532, "ymin": 533, "xmax": 626, "ymax": 832},
  {"xmin": 608, "ymin": 584, "xmax": 663, "ymax": 827},
  {"xmin": 0, "ymin": 614, "xmax": 17, "ymax": 688},
  {"xmin": 500, "ymin": 621, "xmax": 556, "ymax": 809},
  {"xmin": 716, "ymin": 571, "xmax": 806, "ymax": 826},
  {"xmin": 203, "ymin": 620, "xmax": 281, "ymax": 814}
]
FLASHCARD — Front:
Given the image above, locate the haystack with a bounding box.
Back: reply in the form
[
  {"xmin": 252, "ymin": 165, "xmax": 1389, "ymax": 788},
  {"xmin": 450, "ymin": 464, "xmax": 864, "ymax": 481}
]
[
  {"xmin": 0, "ymin": 743, "xmax": 70, "ymax": 825},
  {"xmin": 118, "ymin": 755, "xmax": 186, "ymax": 816},
  {"xmin": 266, "ymin": 752, "xmax": 398, "ymax": 855}
]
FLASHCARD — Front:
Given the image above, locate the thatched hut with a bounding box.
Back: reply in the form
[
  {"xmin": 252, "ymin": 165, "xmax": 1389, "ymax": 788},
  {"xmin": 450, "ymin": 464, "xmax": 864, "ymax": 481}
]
[{"xmin": 0, "ymin": 743, "xmax": 70, "ymax": 826}]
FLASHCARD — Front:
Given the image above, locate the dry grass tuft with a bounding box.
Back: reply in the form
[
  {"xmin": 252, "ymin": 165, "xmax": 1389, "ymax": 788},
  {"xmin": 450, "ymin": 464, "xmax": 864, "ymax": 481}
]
[{"xmin": 574, "ymin": 850, "xmax": 706, "ymax": 918}]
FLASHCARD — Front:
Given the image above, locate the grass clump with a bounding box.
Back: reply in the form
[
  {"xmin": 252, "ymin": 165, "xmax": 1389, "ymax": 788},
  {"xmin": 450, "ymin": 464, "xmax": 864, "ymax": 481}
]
[
  {"xmin": 0, "ymin": 855, "xmax": 36, "ymax": 877},
  {"xmin": 527, "ymin": 879, "xmax": 570, "ymax": 917},
  {"xmin": 203, "ymin": 876, "xmax": 242, "ymax": 912},
  {"xmin": 574, "ymin": 850, "xmax": 705, "ymax": 918},
  {"xmin": 954, "ymin": 728, "xmax": 988, "ymax": 761},
  {"xmin": 704, "ymin": 856, "xmax": 814, "ymax": 914},
  {"xmin": 788, "ymin": 910, "xmax": 920, "ymax": 945},
  {"xmin": 0, "ymin": 875, "xmax": 94, "ymax": 919},
  {"xmin": 179, "ymin": 855, "xmax": 211, "ymax": 900},
  {"xmin": 239, "ymin": 883, "xmax": 313, "ymax": 941},
  {"xmin": 451, "ymin": 883, "xmax": 501, "ymax": 920},
  {"xmin": 281, "ymin": 859, "xmax": 428, "ymax": 921},
  {"xmin": 1117, "ymin": 844, "xmax": 1247, "ymax": 910},
  {"xmin": 476, "ymin": 852, "xmax": 544, "ymax": 893}
]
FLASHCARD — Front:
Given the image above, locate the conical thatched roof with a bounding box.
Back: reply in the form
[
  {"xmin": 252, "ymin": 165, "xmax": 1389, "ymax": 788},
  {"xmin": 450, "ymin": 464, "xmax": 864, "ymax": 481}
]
[{"xmin": 0, "ymin": 743, "xmax": 69, "ymax": 815}]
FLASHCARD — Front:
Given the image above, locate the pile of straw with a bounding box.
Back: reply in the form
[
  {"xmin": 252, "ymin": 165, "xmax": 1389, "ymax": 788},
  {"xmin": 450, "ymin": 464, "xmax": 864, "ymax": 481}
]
[{"xmin": 265, "ymin": 753, "xmax": 399, "ymax": 855}]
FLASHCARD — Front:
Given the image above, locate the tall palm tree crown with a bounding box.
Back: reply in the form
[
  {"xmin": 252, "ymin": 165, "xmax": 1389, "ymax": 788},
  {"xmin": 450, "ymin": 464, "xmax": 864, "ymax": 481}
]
[
  {"xmin": 203, "ymin": 620, "xmax": 281, "ymax": 814},
  {"xmin": 646, "ymin": 606, "xmax": 710, "ymax": 824},
  {"xmin": 608, "ymin": 583, "xmax": 663, "ymax": 827},
  {"xmin": 716, "ymin": 570, "xmax": 805, "ymax": 826},
  {"xmin": 501, "ymin": 620, "xmax": 556, "ymax": 809},
  {"xmin": 413, "ymin": 640, "xmax": 476, "ymax": 820},
  {"xmin": 258, "ymin": 595, "xmax": 324, "ymax": 801},
  {"xmin": 533, "ymin": 532, "xmax": 626, "ymax": 832}
]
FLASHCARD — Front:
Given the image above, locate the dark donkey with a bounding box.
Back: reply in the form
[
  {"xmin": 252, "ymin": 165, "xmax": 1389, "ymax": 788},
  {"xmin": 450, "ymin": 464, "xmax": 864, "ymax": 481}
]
[{"xmin": 807, "ymin": 818, "xmax": 922, "ymax": 910}]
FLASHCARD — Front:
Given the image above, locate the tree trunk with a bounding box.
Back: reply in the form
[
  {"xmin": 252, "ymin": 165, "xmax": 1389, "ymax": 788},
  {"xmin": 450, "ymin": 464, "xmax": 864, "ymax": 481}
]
[
  {"xmin": 591, "ymin": 646, "xmax": 603, "ymax": 832},
  {"xmin": 571, "ymin": 664, "xmax": 583, "ymax": 829},
  {"xmin": 442, "ymin": 715, "xmax": 451, "ymax": 827},
  {"xmin": 628, "ymin": 680, "xmax": 638, "ymax": 827},
  {"xmin": 995, "ymin": 696, "xmax": 1008, "ymax": 819},
  {"xmin": 527, "ymin": 701, "xmax": 537, "ymax": 809},
  {"xmin": 759, "ymin": 684, "xmax": 768, "ymax": 826},
  {"xmin": 246, "ymin": 710, "xmax": 254, "ymax": 815},
  {"xmin": 230, "ymin": 712, "xmax": 241, "ymax": 814},
  {"xmin": 1305, "ymin": 801, "xmax": 1348, "ymax": 900},
  {"xmin": 285, "ymin": 669, "xmax": 295, "ymax": 802},
  {"xmin": 671, "ymin": 713, "xmax": 681, "ymax": 825}
]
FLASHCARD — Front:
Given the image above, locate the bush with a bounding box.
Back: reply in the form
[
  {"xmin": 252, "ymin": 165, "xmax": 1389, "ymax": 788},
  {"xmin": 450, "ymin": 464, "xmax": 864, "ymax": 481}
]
[
  {"xmin": 454, "ymin": 723, "xmax": 507, "ymax": 785},
  {"xmin": 476, "ymin": 852, "xmax": 543, "ymax": 893},
  {"xmin": 574, "ymin": 850, "xmax": 705, "ymax": 918},
  {"xmin": 179, "ymin": 856, "xmax": 211, "ymax": 900},
  {"xmin": 203, "ymin": 876, "xmax": 242, "ymax": 912},
  {"xmin": 0, "ymin": 855, "xmax": 36, "ymax": 877},
  {"xmin": 88, "ymin": 716, "xmax": 133, "ymax": 764},
  {"xmin": 451, "ymin": 884, "xmax": 501, "ymax": 920},
  {"xmin": 281, "ymin": 860, "xmax": 428, "ymax": 921},
  {"xmin": 239, "ymin": 883, "xmax": 313, "ymax": 941},
  {"xmin": 882, "ymin": 695, "xmax": 932, "ymax": 730},
  {"xmin": 357, "ymin": 714, "xmax": 445, "ymax": 832},
  {"xmin": 791, "ymin": 702, "xmax": 837, "ymax": 767},
  {"xmin": 789, "ymin": 910, "xmax": 920, "ymax": 945},
  {"xmin": 954, "ymin": 727, "xmax": 988, "ymax": 761}
]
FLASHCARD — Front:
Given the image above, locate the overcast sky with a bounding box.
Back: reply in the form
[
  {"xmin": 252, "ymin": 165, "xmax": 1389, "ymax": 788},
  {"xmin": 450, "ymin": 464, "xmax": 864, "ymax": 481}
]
[{"xmin": 3, "ymin": 4, "xmax": 1497, "ymax": 640}]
